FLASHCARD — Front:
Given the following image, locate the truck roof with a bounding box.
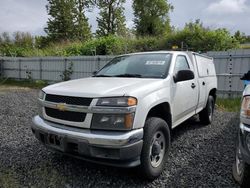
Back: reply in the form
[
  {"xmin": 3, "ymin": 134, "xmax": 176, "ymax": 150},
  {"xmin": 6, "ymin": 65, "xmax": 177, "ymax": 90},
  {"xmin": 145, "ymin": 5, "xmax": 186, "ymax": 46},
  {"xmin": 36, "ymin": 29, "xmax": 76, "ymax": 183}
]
[{"xmin": 117, "ymin": 51, "xmax": 213, "ymax": 60}]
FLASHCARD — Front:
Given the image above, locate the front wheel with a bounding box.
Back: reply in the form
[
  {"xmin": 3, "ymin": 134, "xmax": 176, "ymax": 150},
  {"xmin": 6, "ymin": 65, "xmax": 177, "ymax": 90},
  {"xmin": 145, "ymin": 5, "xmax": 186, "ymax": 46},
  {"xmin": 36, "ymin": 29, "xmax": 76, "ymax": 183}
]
[
  {"xmin": 233, "ymin": 145, "xmax": 250, "ymax": 187},
  {"xmin": 140, "ymin": 117, "xmax": 171, "ymax": 180},
  {"xmin": 199, "ymin": 96, "xmax": 214, "ymax": 125}
]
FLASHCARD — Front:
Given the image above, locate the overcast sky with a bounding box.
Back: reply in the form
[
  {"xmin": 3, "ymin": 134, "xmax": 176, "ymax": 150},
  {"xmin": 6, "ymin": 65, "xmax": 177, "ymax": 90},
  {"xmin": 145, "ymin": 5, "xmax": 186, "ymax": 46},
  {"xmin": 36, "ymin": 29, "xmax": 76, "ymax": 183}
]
[{"xmin": 0, "ymin": 0, "xmax": 250, "ymax": 36}]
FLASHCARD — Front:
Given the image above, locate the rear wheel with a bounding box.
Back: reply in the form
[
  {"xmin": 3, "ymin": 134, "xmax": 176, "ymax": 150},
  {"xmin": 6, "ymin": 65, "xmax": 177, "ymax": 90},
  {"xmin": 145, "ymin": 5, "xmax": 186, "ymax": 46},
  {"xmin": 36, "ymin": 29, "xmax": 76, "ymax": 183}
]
[
  {"xmin": 199, "ymin": 96, "xmax": 214, "ymax": 125},
  {"xmin": 140, "ymin": 117, "xmax": 170, "ymax": 180},
  {"xmin": 233, "ymin": 145, "xmax": 250, "ymax": 187}
]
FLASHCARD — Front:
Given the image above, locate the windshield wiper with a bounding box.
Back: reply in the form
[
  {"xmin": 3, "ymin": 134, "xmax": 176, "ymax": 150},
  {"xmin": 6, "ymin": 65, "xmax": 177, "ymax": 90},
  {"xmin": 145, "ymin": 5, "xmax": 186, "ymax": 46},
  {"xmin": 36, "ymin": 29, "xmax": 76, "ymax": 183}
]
[
  {"xmin": 93, "ymin": 74, "xmax": 113, "ymax": 77},
  {"xmin": 113, "ymin": 74, "xmax": 142, "ymax": 78}
]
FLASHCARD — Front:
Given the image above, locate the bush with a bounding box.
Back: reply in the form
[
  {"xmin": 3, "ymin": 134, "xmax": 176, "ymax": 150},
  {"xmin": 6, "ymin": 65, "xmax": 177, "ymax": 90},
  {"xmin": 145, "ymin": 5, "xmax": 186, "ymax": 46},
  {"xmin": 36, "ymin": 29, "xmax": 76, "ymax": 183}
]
[
  {"xmin": 166, "ymin": 21, "xmax": 240, "ymax": 52},
  {"xmin": 127, "ymin": 37, "xmax": 167, "ymax": 53},
  {"xmin": 63, "ymin": 36, "xmax": 127, "ymax": 56},
  {"xmin": 0, "ymin": 25, "xmax": 241, "ymax": 57}
]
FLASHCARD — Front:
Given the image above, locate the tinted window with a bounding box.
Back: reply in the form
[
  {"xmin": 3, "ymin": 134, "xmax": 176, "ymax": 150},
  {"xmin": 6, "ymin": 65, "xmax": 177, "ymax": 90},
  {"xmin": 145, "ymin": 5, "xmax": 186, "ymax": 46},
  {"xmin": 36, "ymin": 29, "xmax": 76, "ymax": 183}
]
[{"xmin": 174, "ymin": 56, "xmax": 190, "ymax": 73}]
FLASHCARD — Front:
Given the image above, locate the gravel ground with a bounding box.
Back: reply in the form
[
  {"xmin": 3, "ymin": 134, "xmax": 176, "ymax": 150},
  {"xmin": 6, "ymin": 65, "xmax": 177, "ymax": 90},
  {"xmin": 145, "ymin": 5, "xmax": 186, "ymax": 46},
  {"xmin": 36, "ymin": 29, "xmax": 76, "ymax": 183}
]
[{"xmin": 0, "ymin": 87, "xmax": 240, "ymax": 188}]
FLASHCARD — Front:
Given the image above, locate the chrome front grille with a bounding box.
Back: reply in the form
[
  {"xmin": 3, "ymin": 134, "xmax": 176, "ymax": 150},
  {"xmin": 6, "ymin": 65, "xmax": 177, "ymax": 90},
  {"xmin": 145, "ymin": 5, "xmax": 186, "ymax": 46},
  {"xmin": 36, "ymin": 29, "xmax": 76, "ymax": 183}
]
[{"xmin": 43, "ymin": 94, "xmax": 92, "ymax": 123}]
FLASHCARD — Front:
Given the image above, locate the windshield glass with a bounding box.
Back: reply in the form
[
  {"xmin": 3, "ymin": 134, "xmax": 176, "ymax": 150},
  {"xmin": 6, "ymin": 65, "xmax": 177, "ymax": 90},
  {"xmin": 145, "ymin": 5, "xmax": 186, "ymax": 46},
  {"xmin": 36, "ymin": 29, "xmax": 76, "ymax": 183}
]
[{"xmin": 95, "ymin": 53, "xmax": 172, "ymax": 78}]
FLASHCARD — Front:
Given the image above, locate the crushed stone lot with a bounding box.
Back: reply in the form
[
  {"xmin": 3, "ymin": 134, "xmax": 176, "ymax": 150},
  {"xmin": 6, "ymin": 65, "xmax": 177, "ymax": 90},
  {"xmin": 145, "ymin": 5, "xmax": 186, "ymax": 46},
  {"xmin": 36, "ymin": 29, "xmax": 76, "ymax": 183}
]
[{"xmin": 0, "ymin": 87, "xmax": 240, "ymax": 188}]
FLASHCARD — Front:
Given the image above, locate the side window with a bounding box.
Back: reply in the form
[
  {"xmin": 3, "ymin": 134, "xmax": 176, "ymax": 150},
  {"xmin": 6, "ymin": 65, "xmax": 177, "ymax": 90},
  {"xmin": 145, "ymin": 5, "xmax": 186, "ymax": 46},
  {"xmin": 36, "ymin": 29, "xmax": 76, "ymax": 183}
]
[{"xmin": 174, "ymin": 55, "xmax": 190, "ymax": 74}]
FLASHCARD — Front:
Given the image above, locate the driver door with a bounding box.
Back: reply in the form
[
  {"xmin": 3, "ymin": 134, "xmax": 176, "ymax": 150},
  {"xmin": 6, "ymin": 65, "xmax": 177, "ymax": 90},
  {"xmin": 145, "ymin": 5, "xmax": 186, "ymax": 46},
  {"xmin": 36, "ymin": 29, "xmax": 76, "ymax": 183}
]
[{"xmin": 171, "ymin": 55, "xmax": 199, "ymax": 127}]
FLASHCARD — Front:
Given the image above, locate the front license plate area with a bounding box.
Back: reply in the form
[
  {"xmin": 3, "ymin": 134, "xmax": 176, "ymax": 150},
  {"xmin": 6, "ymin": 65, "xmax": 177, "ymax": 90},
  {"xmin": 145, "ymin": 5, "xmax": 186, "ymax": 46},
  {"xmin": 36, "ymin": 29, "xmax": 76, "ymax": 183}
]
[{"xmin": 48, "ymin": 134, "xmax": 62, "ymax": 147}]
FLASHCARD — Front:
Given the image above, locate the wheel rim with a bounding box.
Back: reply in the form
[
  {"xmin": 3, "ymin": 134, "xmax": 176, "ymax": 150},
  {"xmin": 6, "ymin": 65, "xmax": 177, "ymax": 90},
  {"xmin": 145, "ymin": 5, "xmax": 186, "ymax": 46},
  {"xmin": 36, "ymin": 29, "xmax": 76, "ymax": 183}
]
[
  {"xmin": 149, "ymin": 131, "xmax": 166, "ymax": 168},
  {"xmin": 236, "ymin": 147, "xmax": 244, "ymax": 176}
]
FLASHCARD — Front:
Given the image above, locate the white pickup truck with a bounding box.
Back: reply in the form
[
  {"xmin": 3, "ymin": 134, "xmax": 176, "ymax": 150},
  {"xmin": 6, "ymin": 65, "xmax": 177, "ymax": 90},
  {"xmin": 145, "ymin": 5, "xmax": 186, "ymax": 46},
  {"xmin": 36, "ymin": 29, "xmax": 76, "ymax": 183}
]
[{"xmin": 32, "ymin": 51, "xmax": 217, "ymax": 179}]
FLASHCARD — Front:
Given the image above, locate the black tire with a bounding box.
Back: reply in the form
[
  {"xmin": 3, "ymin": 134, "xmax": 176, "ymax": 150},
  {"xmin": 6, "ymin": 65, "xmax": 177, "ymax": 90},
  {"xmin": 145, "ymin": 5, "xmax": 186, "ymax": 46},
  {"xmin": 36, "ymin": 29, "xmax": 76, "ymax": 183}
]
[
  {"xmin": 140, "ymin": 117, "xmax": 171, "ymax": 180},
  {"xmin": 233, "ymin": 145, "xmax": 250, "ymax": 187},
  {"xmin": 199, "ymin": 95, "xmax": 214, "ymax": 125}
]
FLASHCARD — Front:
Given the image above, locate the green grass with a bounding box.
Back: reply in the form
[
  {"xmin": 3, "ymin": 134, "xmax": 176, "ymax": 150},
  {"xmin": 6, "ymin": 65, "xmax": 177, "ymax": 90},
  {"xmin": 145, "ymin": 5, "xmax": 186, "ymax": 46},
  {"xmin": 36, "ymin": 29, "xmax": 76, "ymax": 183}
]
[
  {"xmin": 0, "ymin": 78, "xmax": 48, "ymax": 89},
  {"xmin": 216, "ymin": 97, "xmax": 241, "ymax": 112}
]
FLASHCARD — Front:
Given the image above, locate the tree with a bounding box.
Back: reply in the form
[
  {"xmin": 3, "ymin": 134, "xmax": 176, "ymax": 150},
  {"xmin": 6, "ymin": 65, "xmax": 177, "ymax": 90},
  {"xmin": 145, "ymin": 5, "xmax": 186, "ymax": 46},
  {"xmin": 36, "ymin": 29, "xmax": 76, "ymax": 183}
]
[
  {"xmin": 96, "ymin": 0, "xmax": 127, "ymax": 37},
  {"xmin": 13, "ymin": 32, "xmax": 33, "ymax": 48},
  {"xmin": 1, "ymin": 32, "xmax": 11, "ymax": 44},
  {"xmin": 74, "ymin": 0, "xmax": 92, "ymax": 40},
  {"xmin": 45, "ymin": 0, "xmax": 92, "ymax": 42},
  {"xmin": 133, "ymin": 0, "xmax": 173, "ymax": 37},
  {"xmin": 234, "ymin": 30, "xmax": 247, "ymax": 44},
  {"xmin": 245, "ymin": 36, "xmax": 250, "ymax": 43}
]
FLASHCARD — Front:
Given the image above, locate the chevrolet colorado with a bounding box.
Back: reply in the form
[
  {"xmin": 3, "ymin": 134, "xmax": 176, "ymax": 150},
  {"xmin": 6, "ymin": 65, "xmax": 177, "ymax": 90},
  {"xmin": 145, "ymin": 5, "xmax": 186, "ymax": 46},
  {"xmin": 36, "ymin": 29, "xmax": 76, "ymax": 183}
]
[{"xmin": 32, "ymin": 51, "xmax": 217, "ymax": 179}]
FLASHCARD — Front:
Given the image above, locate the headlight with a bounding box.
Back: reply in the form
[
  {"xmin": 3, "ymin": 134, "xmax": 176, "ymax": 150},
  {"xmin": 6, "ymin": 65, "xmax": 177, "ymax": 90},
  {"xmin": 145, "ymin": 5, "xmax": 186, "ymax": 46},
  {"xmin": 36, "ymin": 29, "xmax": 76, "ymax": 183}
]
[
  {"xmin": 241, "ymin": 96, "xmax": 250, "ymax": 124},
  {"xmin": 38, "ymin": 90, "xmax": 46, "ymax": 100},
  {"xmin": 91, "ymin": 113, "xmax": 134, "ymax": 130},
  {"xmin": 96, "ymin": 97, "xmax": 137, "ymax": 107},
  {"xmin": 38, "ymin": 90, "xmax": 45, "ymax": 118}
]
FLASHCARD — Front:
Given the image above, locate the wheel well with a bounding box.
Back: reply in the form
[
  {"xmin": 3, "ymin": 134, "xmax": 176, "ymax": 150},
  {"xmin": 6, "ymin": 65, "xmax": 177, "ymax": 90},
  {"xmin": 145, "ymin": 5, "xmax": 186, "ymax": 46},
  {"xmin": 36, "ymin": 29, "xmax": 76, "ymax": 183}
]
[
  {"xmin": 209, "ymin": 88, "xmax": 217, "ymax": 103},
  {"xmin": 147, "ymin": 102, "xmax": 172, "ymax": 129}
]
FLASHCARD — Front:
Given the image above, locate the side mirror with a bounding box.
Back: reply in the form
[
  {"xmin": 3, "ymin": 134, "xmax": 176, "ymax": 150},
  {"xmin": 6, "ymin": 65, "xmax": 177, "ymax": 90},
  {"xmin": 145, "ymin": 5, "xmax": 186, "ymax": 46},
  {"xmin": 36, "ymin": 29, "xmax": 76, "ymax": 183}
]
[
  {"xmin": 174, "ymin": 70, "xmax": 194, "ymax": 83},
  {"xmin": 92, "ymin": 70, "xmax": 98, "ymax": 76}
]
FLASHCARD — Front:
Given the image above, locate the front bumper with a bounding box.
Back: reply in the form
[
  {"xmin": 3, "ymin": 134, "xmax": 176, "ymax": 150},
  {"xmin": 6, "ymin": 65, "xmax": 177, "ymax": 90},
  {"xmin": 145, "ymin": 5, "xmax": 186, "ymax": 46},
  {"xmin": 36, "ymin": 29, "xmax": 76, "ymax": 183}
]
[
  {"xmin": 239, "ymin": 123, "xmax": 250, "ymax": 164},
  {"xmin": 31, "ymin": 116, "xmax": 143, "ymax": 167}
]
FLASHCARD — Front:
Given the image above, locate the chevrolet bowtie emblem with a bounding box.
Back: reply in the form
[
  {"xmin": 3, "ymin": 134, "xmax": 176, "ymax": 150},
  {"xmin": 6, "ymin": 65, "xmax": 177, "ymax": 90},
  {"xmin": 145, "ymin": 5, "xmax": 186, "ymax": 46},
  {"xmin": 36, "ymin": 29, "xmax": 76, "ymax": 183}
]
[{"xmin": 56, "ymin": 103, "xmax": 66, "ymax": 111}]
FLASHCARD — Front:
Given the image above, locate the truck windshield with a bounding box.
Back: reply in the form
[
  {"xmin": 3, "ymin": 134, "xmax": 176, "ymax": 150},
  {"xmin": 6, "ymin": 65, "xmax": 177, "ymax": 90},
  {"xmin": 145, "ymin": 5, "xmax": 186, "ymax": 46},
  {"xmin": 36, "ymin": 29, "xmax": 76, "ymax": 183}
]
[{"xmin": 94, "ymin": 53, "xmax": 172, "ymax": 78}]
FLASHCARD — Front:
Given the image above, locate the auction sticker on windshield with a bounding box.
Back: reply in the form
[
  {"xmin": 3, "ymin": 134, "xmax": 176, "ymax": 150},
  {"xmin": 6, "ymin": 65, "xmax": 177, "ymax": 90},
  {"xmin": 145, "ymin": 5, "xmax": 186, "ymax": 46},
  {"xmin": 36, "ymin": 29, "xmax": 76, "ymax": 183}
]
[{"xmin": 145, "ymin": 61, "xmax": 166, "ymax": 65}]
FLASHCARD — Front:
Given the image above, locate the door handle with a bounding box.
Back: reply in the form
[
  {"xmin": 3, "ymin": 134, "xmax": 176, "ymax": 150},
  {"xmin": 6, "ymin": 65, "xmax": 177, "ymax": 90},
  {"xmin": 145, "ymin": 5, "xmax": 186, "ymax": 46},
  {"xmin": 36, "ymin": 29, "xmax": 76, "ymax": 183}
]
[
  {"xmin": 191, "ymin": 83, "xmax": 196, "ymax": 89},
  {"xmin": 202, "ymin": 81, "xmax": 205, "ymax": 86}
]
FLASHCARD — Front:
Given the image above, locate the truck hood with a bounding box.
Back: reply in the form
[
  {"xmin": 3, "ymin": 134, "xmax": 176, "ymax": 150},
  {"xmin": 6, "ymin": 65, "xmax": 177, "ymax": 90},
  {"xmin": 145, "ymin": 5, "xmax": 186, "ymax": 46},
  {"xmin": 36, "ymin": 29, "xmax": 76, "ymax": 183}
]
[{"xmin": 43, "ymin": 77, "xmax": 165, "ymax": 98}]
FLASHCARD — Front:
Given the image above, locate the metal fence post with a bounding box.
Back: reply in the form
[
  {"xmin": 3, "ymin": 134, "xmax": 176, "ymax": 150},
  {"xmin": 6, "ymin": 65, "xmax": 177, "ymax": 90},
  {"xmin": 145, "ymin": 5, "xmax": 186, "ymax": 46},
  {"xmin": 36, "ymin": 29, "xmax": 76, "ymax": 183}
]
[
  {"xmin": 63, "ymin": 58, "xmax": 67, "ymax": 80},
  {"xmin": 0, "ymin": 59, "xmax": 3, "ymax": 78},
  {"xmin": 64, "ymin": 58, "xmax": 67, "ymax": 71},
  {"xmin": 228, "ymin": 54, "xmax": 233, "ymax": 97},
  {"xmin": 98, "ymin": 57, "xmax": 101, "ymax": 70},
  {"xmin": 39, "ymin": 58, "xmax": 42, "ymax": 80},
  {"xmin": 18, "ymin": 59, "xmax": 21, "ymax": 79},
  {"xmin": 95, "ymin": 56, "xmax": 101, "ymax": 71}
]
